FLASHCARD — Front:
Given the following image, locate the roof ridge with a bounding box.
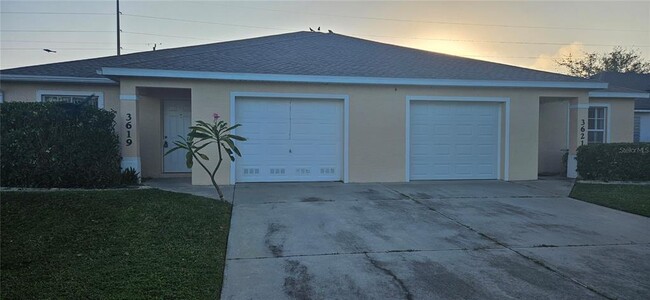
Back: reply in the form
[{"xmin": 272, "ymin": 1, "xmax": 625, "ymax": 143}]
[
  {"xmin": 113, "ymin": 32, "xmax": 320, "ymax": 69},
  {"xmin": 328, "ymin": 32, "xmax": 592, "ymax": 82},
  {"xmin": 0, "ymin": 31, "xmax": 311, "ymax": 73}
]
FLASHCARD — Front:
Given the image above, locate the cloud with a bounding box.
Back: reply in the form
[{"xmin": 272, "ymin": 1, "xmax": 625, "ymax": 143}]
[{"xmin": 530, "ymin": 42, "xmax": 586, "ymax": 73}]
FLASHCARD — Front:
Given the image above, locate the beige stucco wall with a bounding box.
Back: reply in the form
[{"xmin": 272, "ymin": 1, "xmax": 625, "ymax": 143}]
[
  {"xmin": 9, "ymin": 79, "xmax": 633, "ymax": 185},
  {"xmin": 137, "ymin": 95, "xmax": 163, "ymax": 178},
  {"xmin": 0, "ymin": 81, "xmax": 120, "ymax": 113},
  {"xmin": 589, "ymin": 98, "xmax": 635, "ymax": 143},
  {"xmin": 118, "ymin": 78, "xmax": 595, "ymax": 185},
  {"xmin": 538, "ymin": 98, "xmax": 569, "ymax": 175}
]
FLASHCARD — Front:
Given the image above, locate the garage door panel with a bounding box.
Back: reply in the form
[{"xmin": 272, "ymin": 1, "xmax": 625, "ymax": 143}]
[
  {"xmin": 410, "ymin": 101, "xmax": 499, "ymax": 180},
  {"xmin": 235, "ymin": 98, "xmax": 343, "ymax": 182}
]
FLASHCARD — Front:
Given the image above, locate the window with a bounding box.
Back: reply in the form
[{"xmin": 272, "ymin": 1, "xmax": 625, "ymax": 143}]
[
  {"xmin": 37, "ymin": 90, "xmax": 104, "ymax": 108},
  {"xmin": 588, "ymin": 106, "xmax": 607, "ymax": 143}
]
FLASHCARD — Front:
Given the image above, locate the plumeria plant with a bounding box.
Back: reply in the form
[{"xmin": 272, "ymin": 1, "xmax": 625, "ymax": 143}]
[{"xmin": 165, "ymin": 113, "xmax": 246, "ymax": 201}]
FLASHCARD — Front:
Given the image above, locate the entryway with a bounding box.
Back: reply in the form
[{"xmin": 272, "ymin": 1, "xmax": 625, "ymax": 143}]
[{"xmin": 163, "ymin": 99, "xmax": 192, "ymax": 173}]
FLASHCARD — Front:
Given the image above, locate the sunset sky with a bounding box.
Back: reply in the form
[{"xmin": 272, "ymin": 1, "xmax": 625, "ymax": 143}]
[{"xmin": 1, "ymin": 0, "xmax": 648, "ymax": 74}]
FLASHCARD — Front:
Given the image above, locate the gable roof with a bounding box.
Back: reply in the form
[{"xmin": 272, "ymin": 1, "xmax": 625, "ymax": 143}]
[
  {"xmin": 1, "ymin": 31, "xmax": 605, "ymax": 88},
  {"xmin": 591, "ymin": 72, "xmax": 650, "ymax": 92},
  {"xmin": 589, "ymin": 72, "xmax": 650, "ymax": 110}
]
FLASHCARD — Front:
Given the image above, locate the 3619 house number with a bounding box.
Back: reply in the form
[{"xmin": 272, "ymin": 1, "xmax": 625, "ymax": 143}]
[
  {"xmin": 579, "ymin": 119, "xmax": 586, "ymax": 145},
  {"xmin": 125, "ymin": 113, "xmax": 133, "ymax": 146}
]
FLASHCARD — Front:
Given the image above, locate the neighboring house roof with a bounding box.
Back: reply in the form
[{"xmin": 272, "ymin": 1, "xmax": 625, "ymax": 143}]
[
  {"xmin": 637, "ymin": 99, "xmax": 650, "ymax": 111},
  {"xmin": 590, "ymin": 72, "xmax": 650, "ymax": 110},
  {"xmin": 591, "ymin": 72, "xmax": 650, "ymax": 91},
  {"xmin": 1, "ymin": 31, "xmax": 604, "ymax": 88}
]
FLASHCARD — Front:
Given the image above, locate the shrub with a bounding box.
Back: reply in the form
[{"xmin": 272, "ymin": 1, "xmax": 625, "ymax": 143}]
[
  {"xmin": 576, "ymin": 143, "xmax": 650, "ymax": 181},
  {"xmin": 0, "ymin": 101, "xmax": 121, "ymax": 188},
  {"xmin": 120, "ymin": 167, "xmax": 140, "ymax": 186}
]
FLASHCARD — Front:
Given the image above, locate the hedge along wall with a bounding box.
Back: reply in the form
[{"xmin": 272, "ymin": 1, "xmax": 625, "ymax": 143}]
[
  {"xmin": 576, "ymin": 143, "xmax": 650, "ymax": 181},
  {"xmin": 0, "ymin": 102, "xmax": 122, "ymax": 188}
]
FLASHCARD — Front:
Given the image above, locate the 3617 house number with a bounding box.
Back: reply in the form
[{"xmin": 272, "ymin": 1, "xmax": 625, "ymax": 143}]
[
  {"xmin": 125, "ymin": 113, "xmax": 133, "ymax": 146},
  {"xmin": 579, "ymin": 119, "xmax": 586, "ymax": 145}
]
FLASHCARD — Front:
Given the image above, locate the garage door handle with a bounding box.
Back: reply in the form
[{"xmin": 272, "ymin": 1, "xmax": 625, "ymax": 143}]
[
  {"xmin": 163, "ymin": 141, "xmax": 168, "ymax": 148},
  {"xmin": 289, "ymin": 149, "xmax": 292, "ymax": 153}
]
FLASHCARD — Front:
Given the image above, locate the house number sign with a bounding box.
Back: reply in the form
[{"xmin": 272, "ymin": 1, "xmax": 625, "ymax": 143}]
[
  {"xmin": 579, "ymin": 119, "xmax": 586, "ymax": 146},
  {"xmin": 125, "ymin": 113, "xmax": 133, "ymax": 146}
]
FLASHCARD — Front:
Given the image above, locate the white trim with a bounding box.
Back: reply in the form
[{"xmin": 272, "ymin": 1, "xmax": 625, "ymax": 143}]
[
  {"xmin": 99, "ymin": 67, "xmax": 608, "ymax": 90},
  {"xmin": 1, "ymin": 74, "xmax": 116, "ymax": 84},
  {"xmin": 569, "ymin": 104, "xmax": 591, "ymax": 109},
  {"xmin": 229, "ymin": 92, "xmax": 350, "ymax": 184},
  {"xmin": 588, "ymin": 103, "xmax": 612, "ymax": 143},
  {"xmin": 566, "ymin": 101, "xmax": 571, "ymax": 152},
  {"xmin": 405, "ymin": 95, "xmax": 511, "ymax": 181},
  {"xmin": 120, "ymin": 94, "xmax": 137, "ymax": 101},
  {"xmin": 37, "ymin": 90, "xmax": 105, "ymax": 108},
  {"xmin": 635, "ymin": 109, "xmax": 650, "ymax": 113},
  {"xmin": 589, "ymin": 91, "xmax": 650, "ymax": 99}
]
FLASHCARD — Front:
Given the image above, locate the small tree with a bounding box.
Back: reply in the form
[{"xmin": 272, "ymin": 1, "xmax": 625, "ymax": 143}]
[
  {"xmin": 556, "ymin": 47, "xmax": 650, "ymax": 78},
  {"xmin": 165, "ymin": 113, "xmax": 246, "ymax": 201}
]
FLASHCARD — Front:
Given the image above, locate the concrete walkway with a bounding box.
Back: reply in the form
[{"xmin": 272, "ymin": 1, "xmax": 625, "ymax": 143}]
[
  {"xmin": 145, "ymin": 177, "xmax": 234, "ymax": 201},
  {"xmin": 146, "ymin": 178, "xmax": 650, "ymax": 299}
]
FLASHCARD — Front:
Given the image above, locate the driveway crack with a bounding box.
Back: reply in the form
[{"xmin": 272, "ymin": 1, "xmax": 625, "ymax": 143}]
[
  {"xmin": 381, "ymin": 184, "xmax": 615, "ymax": 300},
  {"xmin": 363, "ymin": 253, "xmax": 413, "ymax": 300}
]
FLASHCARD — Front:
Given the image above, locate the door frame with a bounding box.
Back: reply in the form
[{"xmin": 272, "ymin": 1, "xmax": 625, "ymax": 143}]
[
  {"xmin": 405, "ymin": 95, "xmax": 511, "ymax": 181},
  {"xmin": 229, "ymin": 92, "xmax": 350, "ymax": 184},
  {"xmin": 162, "ymin": 99, "xmax": 192, "ymax": 173}
]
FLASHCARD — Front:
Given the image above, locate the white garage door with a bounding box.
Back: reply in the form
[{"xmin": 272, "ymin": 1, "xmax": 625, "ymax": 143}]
[
  {"xmin": 410, "ymin": 101, "xmax": 500, "ymax": 180},
  {"xmin": 235, "ymin": 98, "xmax": 343, "ymax": 182}
]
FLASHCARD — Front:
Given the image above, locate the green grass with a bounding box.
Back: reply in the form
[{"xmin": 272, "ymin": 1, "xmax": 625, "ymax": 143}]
[
  {"xmin": 570, "ymin": 183, "xmax": 650, "ymax": 217},
  {"xmin": 1, "ymin": 189, "xmax": 231, "ymax": 299}
]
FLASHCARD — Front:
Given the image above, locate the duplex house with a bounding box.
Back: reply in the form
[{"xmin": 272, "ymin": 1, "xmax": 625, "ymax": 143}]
[{"xmin": 0, "ymin": 32, "xmax": 644, "ymax": 184}]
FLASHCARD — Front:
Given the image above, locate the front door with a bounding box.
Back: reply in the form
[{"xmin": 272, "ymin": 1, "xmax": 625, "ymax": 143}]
[{"xmin": 163, "ymin": 100, "xmax": 192, "ymax": 173}]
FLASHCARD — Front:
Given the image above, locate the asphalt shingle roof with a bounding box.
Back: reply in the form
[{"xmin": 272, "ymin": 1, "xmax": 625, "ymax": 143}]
[
  {"xmin": 590, "ymin": 72, "xmax": 650, "ymax": 110},
  {"xmin": 2, "ymin": 31, "xmax": 594, "ymax": 83},
  {"xmin": 591, "ymin": 72, "xmax": 650, "ymax": 92}
]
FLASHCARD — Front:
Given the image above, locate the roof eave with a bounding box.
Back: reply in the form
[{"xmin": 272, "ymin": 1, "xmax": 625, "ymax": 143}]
[
  {"xmin": 99, "ymin": 67, "xmax": 607, "ymax": 89},
  {"xmin": 0, "ymin": 74, "xmax": 117, "ymax": 85},
  {"xmin": 589, "ymin": 91, "xmax": 650, "ymax": 99}
]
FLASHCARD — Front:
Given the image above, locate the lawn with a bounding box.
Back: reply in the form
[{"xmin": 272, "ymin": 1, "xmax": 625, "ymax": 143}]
[
  {"xmin": 1, "ymin": 189, "xmax": 231, "ymax": 299},
  {"xmin": 570, "ymin": 183, "xmax": 650, "ymax": 217}
]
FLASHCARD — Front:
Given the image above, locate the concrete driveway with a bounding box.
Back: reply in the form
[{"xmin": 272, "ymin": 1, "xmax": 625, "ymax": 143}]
[{"xmin": 221, "ymin": 180, "xmax": 650, "ymax": 299}]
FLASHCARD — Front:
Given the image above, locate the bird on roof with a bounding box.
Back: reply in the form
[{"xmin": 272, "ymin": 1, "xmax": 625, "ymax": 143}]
[
  {"xmin": 328, "ymin": 30, "xmax": 334, "ymax": 34},
  {"xmin": 43, "ymin": 49, "xmax": 56, "ymax": 53},
  {"xmin": 317, "ymin": 26, "xmax": 320, "ymax": 31},
  {"xmin": 309, "ymin": 27, "xmax": 314, "ymax": 32}
]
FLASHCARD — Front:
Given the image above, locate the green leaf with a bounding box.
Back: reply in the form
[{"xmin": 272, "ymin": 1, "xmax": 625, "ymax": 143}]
[
  {"xmin": 228, "ymin": 154, "xmax": 235, "ymax": 161},
  {"xmin": 185, "ymin": 152, "xmax": 193, "ymax": 168},
  {"xmin": 173, "ymin": 141, "xmax": 189, "ymax": 149},
  {"xmin": 188, "ymin": 132, "xmax": 211, "ymax": 139},
  {"xmin": 194, "ymin": 141, "xmax": 214, "ymax": 152},
  {"xmin": 198, "ymin": 153, "xmax": 209, "ymax": 160},
  {"xmin": 227, "ymin": 134, "xmax": 247, "ymax": 141},
  {"xmin": 221, "ymin": 123, "xmax": 241, "ymax": 133},
  {"xmin": 164, "ymin": 146, "xmax": 183, "ymax": 156},
  {"xmin": 231, "ymin": 144, "xmax": 242, "ymax": 157},
  {"xmin": 222, "ymin": 138, "xmax": 236, "ymax": 151}
]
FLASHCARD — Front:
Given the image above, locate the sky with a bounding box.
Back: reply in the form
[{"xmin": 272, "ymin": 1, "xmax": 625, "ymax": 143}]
[{"xmin": 0, "ymin": 0, "xmax": 648, "ymax": 74}]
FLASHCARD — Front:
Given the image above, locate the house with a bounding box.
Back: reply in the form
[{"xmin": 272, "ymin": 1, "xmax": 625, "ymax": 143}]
[
  {"xmin": 0, "ymin": 31, "xmax": 643, "ymax": 184},
  {"xmin": 590, "ymin": 72, "xmax": 650, "ymax": 143}
]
